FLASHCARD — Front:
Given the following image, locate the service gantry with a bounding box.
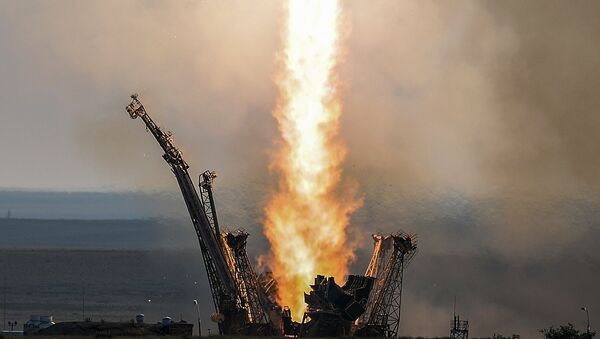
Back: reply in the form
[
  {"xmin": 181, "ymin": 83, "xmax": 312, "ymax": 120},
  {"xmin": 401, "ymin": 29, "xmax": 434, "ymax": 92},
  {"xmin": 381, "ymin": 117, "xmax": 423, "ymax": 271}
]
[
  {"xmin": 356, "ymin": 232, "xmax": 417, "ymax": 337},
  {"xmin": 125, "ymin": 94, "xmax": 276, "ymax": 335}
]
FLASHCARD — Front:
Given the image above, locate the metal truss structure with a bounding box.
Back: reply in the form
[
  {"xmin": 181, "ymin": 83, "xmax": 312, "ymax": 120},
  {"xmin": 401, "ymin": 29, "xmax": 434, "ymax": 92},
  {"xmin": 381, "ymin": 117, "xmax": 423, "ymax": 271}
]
[{"xmin": 358, "ymin": 233, "xmax": 417, "ymax": 337}]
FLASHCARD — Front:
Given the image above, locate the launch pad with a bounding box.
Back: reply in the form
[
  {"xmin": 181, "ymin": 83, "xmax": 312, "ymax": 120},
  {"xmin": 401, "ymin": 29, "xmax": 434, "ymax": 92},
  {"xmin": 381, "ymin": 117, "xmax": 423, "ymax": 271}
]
[{"xmin": 125, "ymin": 94, "xmax": 417, "ymax": 337}]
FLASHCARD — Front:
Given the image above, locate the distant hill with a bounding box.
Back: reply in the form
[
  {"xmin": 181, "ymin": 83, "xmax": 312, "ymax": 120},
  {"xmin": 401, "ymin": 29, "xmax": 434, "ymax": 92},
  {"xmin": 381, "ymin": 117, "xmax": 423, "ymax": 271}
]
[
  {"xmin": 0, "ymin": 218, "xmax": 197, "ymax": 250},
  {"xmin": 0, "ymin": 190, "xmax": 186, "ymax": 219},
  {"xmin": 0, "ymin": 188, "xmax": 269, "ymax": 251}
]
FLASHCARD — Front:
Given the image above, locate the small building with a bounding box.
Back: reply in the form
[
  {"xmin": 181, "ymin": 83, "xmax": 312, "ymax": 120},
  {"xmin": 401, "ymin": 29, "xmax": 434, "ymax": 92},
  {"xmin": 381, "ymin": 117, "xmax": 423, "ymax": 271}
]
[
  {"xmin": 0, "ymin": 330, "xmax": 24, "ymax": 336},
  {"xmin": 23, "ymin": 315, "xmax": 55, "ymax": 335},
  {"xmin": 28, "ymin": 315, "xmax": 192, "ymax": 337}
]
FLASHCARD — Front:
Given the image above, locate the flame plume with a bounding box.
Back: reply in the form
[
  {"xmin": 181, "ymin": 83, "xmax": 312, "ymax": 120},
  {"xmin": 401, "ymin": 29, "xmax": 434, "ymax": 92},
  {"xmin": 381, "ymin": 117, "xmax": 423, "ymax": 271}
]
[{"xmin": 264, "ymin": 0, "xmax": 360, "ymax": 320}]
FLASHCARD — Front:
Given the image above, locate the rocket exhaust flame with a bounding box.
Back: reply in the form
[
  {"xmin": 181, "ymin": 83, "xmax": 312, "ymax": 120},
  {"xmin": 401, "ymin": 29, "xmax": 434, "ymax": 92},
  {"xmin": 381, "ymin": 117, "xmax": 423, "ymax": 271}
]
[{"xmin": 264, "ymin": 0, "xmax": 360, "ymax": 320}]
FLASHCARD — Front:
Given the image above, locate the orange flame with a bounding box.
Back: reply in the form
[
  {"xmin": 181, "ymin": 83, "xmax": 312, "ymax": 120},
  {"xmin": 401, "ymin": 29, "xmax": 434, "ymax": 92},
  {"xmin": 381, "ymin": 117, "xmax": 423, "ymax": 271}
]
[{"xmin": 264, "ymin": 0, "xmax": 360, "ymax": 320}]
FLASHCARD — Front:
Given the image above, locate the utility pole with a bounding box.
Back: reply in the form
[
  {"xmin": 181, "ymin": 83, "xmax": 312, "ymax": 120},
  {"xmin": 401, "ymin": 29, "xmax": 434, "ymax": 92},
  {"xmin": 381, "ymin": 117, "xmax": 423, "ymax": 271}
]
[
  {"xmin": 3, "ymin": 277, "xmax": 6, "ymax": 331},
  {"xmin": 194, "ymin": 300, "xmax": 202, "ymax": 336},
  {"xmin": 82, "ymin": 283, "xmax": 86, "ymax": 321},
  {"xmin": 581, "ymin": 307, "xmax": 590, "ymax": 336},
  {"xmin": 454, "ymin": 295, "xmax": 457, "ymax": 319}
]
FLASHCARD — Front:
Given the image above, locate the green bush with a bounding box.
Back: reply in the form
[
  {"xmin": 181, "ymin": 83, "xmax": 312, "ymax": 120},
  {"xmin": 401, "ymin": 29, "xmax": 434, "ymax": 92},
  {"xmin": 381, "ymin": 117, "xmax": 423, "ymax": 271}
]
[{"xmin": 540, "ymin": 323, "xmax": 595, "ymax": 339}]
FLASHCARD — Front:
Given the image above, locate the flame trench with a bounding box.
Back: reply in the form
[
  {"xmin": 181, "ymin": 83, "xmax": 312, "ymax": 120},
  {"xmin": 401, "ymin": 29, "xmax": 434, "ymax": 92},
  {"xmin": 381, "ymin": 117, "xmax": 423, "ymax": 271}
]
[{"xmin": 264, "ymin": 0, "xmax": 359, "ymax": 320}]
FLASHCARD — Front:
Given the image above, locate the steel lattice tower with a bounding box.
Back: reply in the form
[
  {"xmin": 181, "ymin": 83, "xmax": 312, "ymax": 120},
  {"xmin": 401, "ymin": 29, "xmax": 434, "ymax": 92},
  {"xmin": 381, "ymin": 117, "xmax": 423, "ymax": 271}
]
[
  {"xmin": 365, "ymin": 233, "xmax": 417, "ymax": 337},
  {"xmin": 199, "ymin": 170, "xmax": 221, "ymax": 237},
  {"xmin": 224, "ymin": 230, "xmax": 270, "ymax": 325},
  {"xmin": 126, "ymin": 95, "xmax": 241, "ymax": 335},
  {"xmin": 200, "ymin": 171, "xmax": 270, "ymax": 326},
  {"xmin": 358, "ymin": 234, "xmax": 394, "ymax": 327}
]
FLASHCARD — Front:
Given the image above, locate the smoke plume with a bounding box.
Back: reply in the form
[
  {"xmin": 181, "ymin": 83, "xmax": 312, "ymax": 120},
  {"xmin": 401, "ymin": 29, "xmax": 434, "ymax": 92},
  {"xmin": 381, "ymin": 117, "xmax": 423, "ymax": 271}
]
[{"xmin": 0, "ymin": 1, "xmax": 599, "ymax": 337}]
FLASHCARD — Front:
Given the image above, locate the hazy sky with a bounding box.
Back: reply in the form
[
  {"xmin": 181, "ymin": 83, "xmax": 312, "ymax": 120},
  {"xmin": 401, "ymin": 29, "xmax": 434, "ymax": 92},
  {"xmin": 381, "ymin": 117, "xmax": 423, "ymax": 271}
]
[
  {"xmin": 1, "ymin": 1, "xmax": 599, "ymax": 336},
  {"xmin": 1, "ymin": 0, "xmax": 599, "ymax": 194},
  {"xmin": 2, "ymin": 0, "xmax": 599, "ymax": 257}
]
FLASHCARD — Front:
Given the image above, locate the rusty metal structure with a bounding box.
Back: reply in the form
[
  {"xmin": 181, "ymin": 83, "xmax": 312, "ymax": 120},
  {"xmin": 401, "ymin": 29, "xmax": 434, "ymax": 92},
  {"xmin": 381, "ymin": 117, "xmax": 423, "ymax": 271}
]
[
  {"xmin": 358, "ymin": 234, "xmax": 395, "ymax": 327},
  {"xmin": 298, "ymin": 275, "xmax": 374, "ymax": 337},
  {"xmin": 222, "ymin": 229, "xmax": 274, "ymax": 333},
  {"xmin": 355, "ymin": 233, "xmax": 417, "ymax": 337},
  {"xmin": 124, "ymin": 94, "xmax": 417, "ymax": 337},
  {"xmin": 200, "ymin": 170, "xmax": 277, "ymax": 334}
]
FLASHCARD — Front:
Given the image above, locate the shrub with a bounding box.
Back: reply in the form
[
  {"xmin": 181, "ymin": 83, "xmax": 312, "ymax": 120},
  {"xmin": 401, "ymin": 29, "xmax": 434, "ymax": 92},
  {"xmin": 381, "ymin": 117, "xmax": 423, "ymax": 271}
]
[{"xmin": 540, "ymin": 323, "xmax": 595, "ymax": 339}]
